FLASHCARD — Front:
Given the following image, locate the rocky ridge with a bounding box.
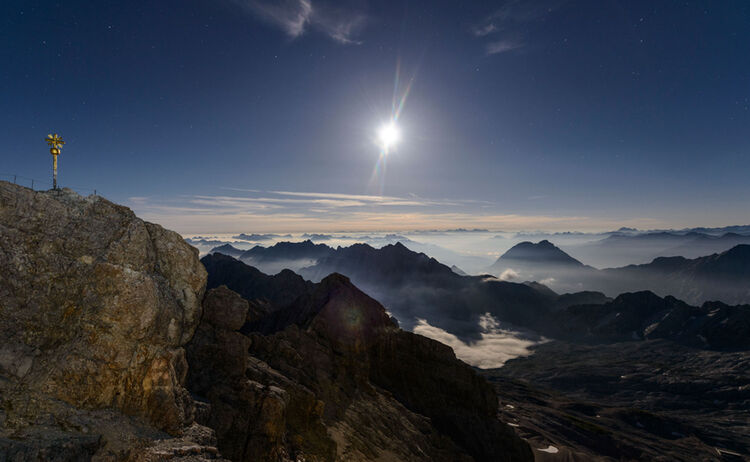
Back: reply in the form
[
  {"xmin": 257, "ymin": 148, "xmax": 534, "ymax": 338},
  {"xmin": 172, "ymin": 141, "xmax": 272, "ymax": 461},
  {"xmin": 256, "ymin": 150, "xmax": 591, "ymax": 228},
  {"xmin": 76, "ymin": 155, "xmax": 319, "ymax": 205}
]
[{"xmin": 191, "ymin": 255, "xmax": 533, "ymax": 461}]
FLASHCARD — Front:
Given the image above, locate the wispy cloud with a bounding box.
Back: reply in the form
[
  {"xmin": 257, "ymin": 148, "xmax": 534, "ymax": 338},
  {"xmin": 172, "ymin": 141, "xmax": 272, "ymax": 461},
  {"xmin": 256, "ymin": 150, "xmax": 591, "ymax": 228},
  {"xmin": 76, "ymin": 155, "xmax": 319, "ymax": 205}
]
[
  {"xmin": 473, "ymin": 0, "xmax": 567, "ymax": 55},
  {"xmin": 233, "ymin": 0, "xmax": 366, "ymax": 44},
  {"xmin": 486, "ymin": 40, "xmax": 524, "ymax": 55},
  {"xmin": 125, "ymin": 189, "xmax": 666, "ymax": 234},
  {"xmin": 472, "ymin": 23, "xmax": 499, "ymax": 37}
]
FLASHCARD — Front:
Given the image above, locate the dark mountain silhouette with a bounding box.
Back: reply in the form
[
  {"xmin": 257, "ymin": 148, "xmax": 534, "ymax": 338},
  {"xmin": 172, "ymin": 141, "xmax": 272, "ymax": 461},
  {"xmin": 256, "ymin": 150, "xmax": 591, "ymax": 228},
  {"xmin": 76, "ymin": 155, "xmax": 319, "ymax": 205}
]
[
  {"xmin": 191, "ymin": 265, "xmax": 534, "ymax": 461},
  {"xmin": 202, "ymin": 252, "xmax": 314, "ymax": 307},
  {"xmin": 209, "ymin": 243, "xmax": 244, "ymax": 258},
  {"xmin": 488, "ymin": 240, "xmax": 596, "ymax": 294},
  {"xmin": 240, "ymin": 239, "xmax": 334, "ymax": 262},
  {"xmin": 487, "ymin": 238, "xmax": 750, "ymax": 306},
  {"xmin": 219, "ymin": 239, "xmax": 337, "ymax": 274},
  {"xmin": 298, "ymin": 242, "xmax": 561, "ymax": 336},
  {"xmin": 232, "ymin": 238, "xmax": 750, "ymax": 339},
  {"xmin": 451, "ymin": 265, "xmax": 468, "ymax": 276},
  {"xmin": 599, "ymin": 244, "xmax": 750, "ymax": 305},
  {"xmin": 199, "ymin": 239, "xmax": 750, "ymax": 461},
  {"xmin": 302, "ymin": 242, "xmax": 457, "ymax": 286},
  {"xmin": 493, "ymin": 240, "xmax": 585, "ymax": 268}
]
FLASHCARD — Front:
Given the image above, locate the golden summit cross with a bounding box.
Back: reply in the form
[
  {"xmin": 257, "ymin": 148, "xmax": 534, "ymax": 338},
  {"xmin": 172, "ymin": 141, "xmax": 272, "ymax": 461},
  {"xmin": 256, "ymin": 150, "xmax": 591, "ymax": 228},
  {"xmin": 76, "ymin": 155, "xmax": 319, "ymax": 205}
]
[{"xmin": 45, "ymin": 133, "xmax": 64, "ymax": 189}]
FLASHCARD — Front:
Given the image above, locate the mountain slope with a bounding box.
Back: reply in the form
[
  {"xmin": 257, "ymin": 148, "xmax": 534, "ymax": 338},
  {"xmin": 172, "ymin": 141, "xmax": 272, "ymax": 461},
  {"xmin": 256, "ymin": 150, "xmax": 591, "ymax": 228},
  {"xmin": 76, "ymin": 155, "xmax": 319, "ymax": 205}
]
[
  {"xmin": 599, "ymin": 244, "xmax": 750, "ymax": 305},
  {"xmin": 191, "ymin": 263, "xmax": 534, "ymax": 461}
]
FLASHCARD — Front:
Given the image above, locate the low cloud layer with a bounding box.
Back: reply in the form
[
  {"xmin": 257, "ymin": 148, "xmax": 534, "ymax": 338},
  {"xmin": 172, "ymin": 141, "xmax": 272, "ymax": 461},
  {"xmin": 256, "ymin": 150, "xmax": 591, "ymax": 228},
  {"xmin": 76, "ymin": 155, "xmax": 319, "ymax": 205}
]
[
  {"xmin": 499, "ymin": 268, "xmax": 519, "ymax": 281},
  {"xmin": 413, "ymin": 314, "xmax": 544, "ymax": 369}
]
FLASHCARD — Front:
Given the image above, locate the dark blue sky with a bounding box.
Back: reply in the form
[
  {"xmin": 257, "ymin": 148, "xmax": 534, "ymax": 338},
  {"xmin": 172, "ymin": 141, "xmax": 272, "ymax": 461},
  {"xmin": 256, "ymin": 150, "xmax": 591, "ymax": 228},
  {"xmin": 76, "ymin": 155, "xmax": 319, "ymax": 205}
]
[{"xmin": 2, "ymin": 0, "xmax": 749, "ymax": 233}]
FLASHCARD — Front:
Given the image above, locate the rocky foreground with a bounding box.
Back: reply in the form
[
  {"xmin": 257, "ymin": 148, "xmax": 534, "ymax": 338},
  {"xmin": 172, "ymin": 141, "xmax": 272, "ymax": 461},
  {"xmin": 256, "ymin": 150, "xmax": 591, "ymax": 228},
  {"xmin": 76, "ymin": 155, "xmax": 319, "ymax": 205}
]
[{"xmin": 0, "ymin": 180, "xmax": 531, "ymax": 461}]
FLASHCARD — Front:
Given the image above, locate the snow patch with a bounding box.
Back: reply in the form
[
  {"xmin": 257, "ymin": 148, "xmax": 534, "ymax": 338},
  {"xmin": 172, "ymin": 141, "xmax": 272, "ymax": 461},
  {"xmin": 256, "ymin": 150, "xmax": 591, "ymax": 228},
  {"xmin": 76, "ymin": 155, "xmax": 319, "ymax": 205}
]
[{"xmin": 537, "ymin": 445, "xmax": 559, "ymax": 454}]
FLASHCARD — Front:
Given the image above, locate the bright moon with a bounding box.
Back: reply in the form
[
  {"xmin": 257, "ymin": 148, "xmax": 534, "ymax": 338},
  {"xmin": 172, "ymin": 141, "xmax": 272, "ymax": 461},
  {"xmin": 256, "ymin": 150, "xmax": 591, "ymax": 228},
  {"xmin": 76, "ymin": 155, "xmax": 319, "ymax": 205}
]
[{"xmin": 378, "ymin": 122, "xmax": 400, "ymax": 150}]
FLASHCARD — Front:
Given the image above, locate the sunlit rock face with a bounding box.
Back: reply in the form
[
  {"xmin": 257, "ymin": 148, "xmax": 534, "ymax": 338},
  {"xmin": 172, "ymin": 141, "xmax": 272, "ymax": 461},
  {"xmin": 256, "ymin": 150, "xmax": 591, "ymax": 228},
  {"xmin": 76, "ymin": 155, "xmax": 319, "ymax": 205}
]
[{"xmin": 0, "ymin": 181, "xmax": 206, "ymax": 434}]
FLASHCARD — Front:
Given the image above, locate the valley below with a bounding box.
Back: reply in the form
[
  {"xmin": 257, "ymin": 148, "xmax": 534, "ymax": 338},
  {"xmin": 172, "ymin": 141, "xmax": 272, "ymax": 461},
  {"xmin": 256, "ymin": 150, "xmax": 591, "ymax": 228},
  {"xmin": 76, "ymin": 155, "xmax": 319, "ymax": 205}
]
[{"xmin": 485, "ymin": 340, "xmax": 750, "ymax": 461}]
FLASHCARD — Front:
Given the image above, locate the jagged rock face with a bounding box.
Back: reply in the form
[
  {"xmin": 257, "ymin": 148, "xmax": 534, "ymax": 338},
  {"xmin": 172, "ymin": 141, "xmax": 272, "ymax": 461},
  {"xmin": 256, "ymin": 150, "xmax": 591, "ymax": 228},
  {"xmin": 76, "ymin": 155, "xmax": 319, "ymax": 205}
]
[
  {"xmin": 187, "ymin": 286, "xmax": 334, "ymax": 462},
  {"xmin": 202, "ymin": 253, "xmax": 313, "ymax": 307},
  {"xmin": 191, "ymin": 264, "xmax": 534, "ymax": 462},
  {"xmin": 369, "ymin": 331, "xmax": 533, "ymax": 462},
  {"xmin": 250, "ymin": 273, "xmax": 396, "ymax": 353},
  {"xmin": 0, "ymin": 182, "xmax": 206, "ymax": 434}
]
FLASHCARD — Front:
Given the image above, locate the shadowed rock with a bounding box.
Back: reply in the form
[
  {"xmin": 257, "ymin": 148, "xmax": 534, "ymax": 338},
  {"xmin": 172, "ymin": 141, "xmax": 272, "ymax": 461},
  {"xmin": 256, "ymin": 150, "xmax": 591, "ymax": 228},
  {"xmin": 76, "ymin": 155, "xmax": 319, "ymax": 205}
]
[{"xmin": 194, "ymin": 260, "xmax": 533, "ymax": 461}]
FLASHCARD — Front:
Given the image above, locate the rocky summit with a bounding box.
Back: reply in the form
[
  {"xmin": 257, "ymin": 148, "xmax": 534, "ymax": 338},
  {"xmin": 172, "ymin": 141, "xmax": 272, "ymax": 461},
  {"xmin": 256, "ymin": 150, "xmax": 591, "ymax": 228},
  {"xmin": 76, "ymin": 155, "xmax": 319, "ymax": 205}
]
[{"xmin": 0, "ymin": 181, "xmax": 224, "ymax": 460}]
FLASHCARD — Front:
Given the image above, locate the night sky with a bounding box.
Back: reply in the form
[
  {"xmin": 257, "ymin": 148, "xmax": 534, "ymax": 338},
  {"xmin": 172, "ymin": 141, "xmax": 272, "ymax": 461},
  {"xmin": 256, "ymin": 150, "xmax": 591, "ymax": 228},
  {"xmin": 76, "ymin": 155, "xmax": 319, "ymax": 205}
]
[{"xmin": 2, "ymin": 0, "xmax": 749, "ymax": 233}]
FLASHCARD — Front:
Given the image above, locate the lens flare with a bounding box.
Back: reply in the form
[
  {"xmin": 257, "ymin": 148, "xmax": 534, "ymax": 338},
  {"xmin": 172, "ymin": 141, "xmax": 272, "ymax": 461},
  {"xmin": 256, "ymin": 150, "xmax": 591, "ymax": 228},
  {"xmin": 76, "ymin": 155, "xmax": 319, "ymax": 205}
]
[{"xmin": 369, "ymin": 57, "xmax": 419, "ymax": 195}]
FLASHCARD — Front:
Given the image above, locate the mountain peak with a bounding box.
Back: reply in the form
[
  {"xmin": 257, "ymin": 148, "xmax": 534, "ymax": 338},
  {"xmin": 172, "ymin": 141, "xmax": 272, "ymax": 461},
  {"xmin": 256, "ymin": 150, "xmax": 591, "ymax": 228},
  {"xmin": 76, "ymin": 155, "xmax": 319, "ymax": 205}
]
[
  {"xmin": 497, "ymin": 240, "xmax": 583, "ymax": 266},
  {"xmin": 250, "ymin": 269, "xmax": 396, "ymax": 351},
  {"xmin": 318, "ymin": 271, "xmax": 353, "ymax": 288},
  {"xmin": 209, "ymin": 243, "xmax": 244, "ymax": 258}
]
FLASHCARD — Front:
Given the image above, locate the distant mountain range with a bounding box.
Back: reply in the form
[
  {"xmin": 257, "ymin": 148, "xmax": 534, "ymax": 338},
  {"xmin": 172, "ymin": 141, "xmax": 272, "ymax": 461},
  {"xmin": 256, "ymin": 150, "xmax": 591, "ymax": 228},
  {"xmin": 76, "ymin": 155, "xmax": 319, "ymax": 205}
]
[
  {"xmin": 565, "ymin": 230, "xmax": 750, "ymax": 267},
  {"xmin": 488, "ymin": 240, "xmax": 750, "ymax": 305},
  {"xmin": 598, "ymin": 244, "xmax": 750, "ymax": 305},
  {"xmin": 218, "ymin": 239, "xmax": 334, "ymax": 275},
  {"xmin": 204, "ymin": 247, "xmax": 750, "ymax": 352},
  {"xmin": 208, "ymin": 238, "xmax": 749, "ymax": 345},
  {"xmin": 209, "ymin": 241, "xmax": 586, "ymax": 338},
  {"xmin": 208, "ymin": 236, "xmax": 750, "ymax": 315}
]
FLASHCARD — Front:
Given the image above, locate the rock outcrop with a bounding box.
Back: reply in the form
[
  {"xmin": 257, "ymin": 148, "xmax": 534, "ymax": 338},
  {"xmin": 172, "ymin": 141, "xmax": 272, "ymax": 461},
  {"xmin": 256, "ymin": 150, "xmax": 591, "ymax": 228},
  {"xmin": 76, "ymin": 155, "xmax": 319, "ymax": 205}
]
[{"xmin": 0, "ymin": 181, "xmax": 225, "ymax": 460}]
